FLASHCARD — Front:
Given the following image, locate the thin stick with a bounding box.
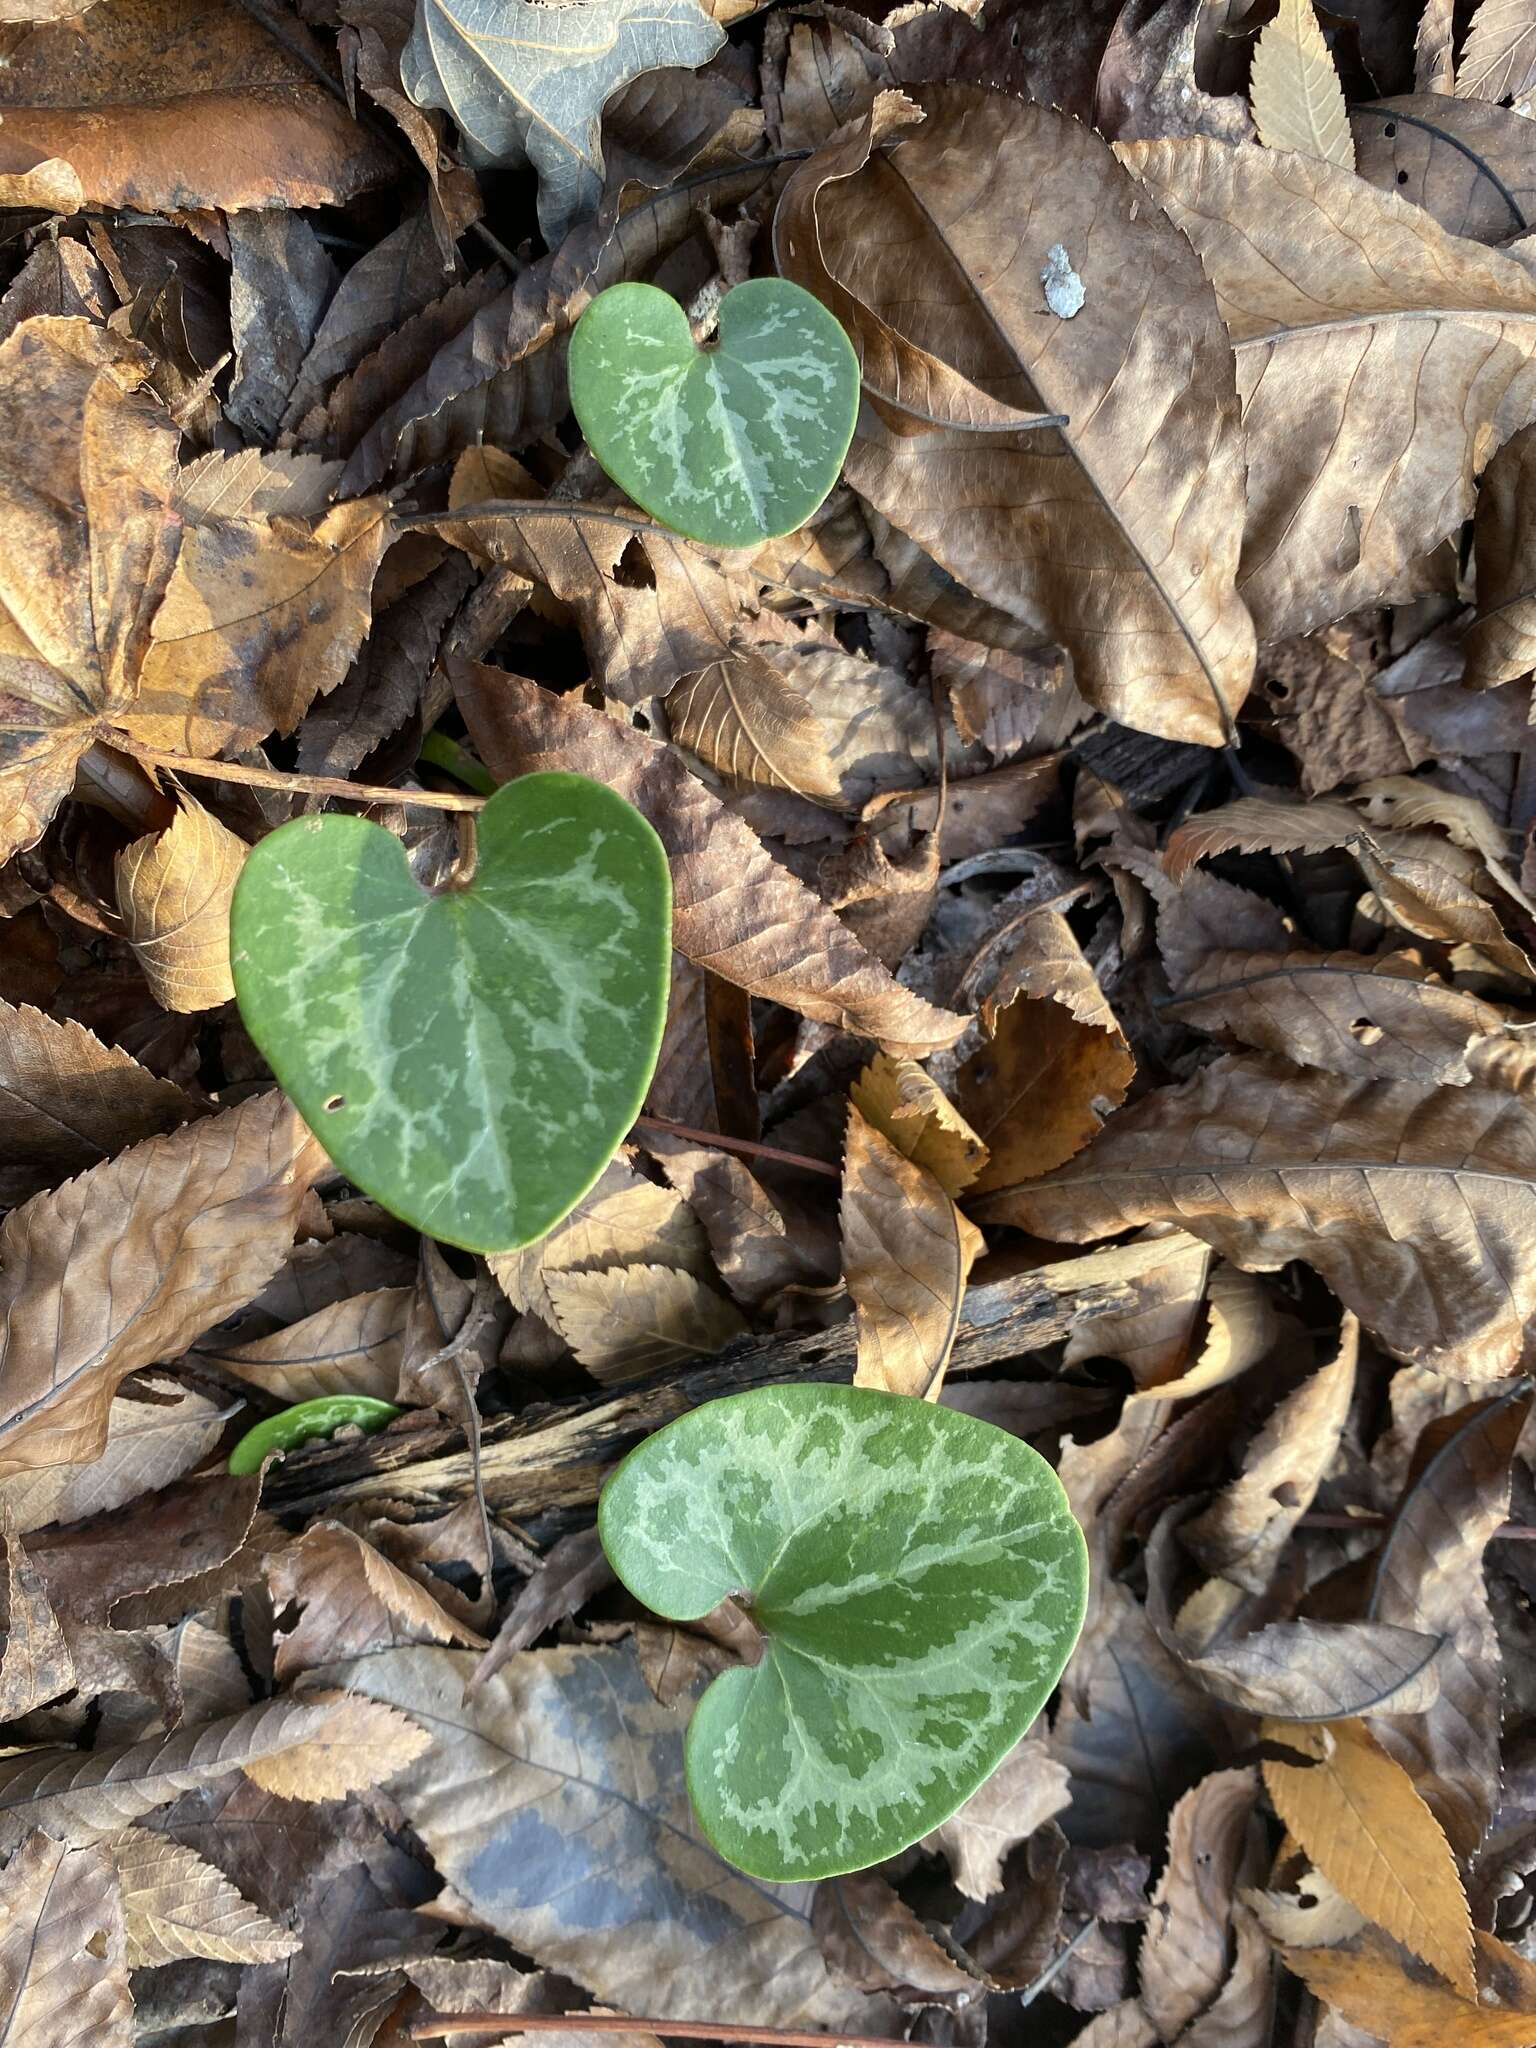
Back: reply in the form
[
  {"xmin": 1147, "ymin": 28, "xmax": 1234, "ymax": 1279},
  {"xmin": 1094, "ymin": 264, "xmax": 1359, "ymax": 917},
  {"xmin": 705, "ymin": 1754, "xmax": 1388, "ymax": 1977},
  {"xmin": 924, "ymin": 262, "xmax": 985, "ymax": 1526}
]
[
  {"xmin": 635, "ymin": 1115, "xmax": 839, "ymax": 1181},
  {"xmin": 111, "ymin": 739, "xmax": 488, "ymax": 813},
  {"xmin": 408, "ymin": 2015, "xmax": 913, "ymax": 2045}
]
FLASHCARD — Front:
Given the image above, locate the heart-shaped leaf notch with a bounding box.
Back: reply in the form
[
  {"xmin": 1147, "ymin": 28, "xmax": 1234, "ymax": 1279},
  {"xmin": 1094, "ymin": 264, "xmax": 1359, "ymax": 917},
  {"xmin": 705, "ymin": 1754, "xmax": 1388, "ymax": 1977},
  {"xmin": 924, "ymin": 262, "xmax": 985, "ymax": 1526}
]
[
  {"xmin": 568, "ymin": 277, "xmax": 860, "ymax": 548},
  {"xmin": 598, "ymin": 1383, "xmax": 1088, "ymax": 1880},
  {"xmin": 231, "ymin": 772, "xmax": 671, "ymax": 1254}
]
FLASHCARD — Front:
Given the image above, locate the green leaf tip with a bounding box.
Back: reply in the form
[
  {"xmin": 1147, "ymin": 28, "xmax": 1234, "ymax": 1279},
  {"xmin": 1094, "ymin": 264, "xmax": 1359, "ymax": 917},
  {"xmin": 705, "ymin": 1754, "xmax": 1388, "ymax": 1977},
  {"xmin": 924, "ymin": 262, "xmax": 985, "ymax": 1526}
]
[
  {"xmin": 568, "ymin": 277, "xmax": 860, "ymax": 549},
  {"xmin": 598, "ymin": 1382, "xmax": 1088, "ymax": 1881},
  {"xmin": 230, "ymin": 769, "xmax": 672, "ymax": 1255}
]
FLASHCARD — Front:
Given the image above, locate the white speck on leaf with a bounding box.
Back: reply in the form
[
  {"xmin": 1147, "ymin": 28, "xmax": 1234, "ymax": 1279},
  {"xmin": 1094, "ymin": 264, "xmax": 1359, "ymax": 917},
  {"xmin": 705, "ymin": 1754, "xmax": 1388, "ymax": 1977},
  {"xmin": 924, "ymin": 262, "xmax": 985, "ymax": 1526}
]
[{"xmin": 1042, "ymin": 244, "xmax": 1086, "ymax": 319}]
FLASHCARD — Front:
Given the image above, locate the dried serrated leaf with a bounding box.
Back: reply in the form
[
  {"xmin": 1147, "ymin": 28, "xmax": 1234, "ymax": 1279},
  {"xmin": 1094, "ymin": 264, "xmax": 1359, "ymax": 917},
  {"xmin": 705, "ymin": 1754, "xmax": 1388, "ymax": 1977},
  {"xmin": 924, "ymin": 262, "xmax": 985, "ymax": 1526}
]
[
  {"xmin": 842, "ymin": 1106, "xmax": 984, "ymax": 1402},
  {"xmin": 850, "ymin": 1053, "xmax": 988, "ymax": 1197},
  {"xmin": 546, "ymin": 1264, "xmax": 747, "ymax": 1383},
  {"xmin": 1281, "ymin": 1931, "xmax": 1536, "ymax": 2048},
  {"xmin": 239, "ymin": 1694, "xmax": 430, "ymax": 1800},
  {"xmin": 0, "ymin": 1833, "xmax": 132, "ymax": 2047},
  {"xmin": 666, "ymin": 652, "xmax": 846, "ymax": 808},
  {"xmin": 919, "ymin": 1736, "xmax": 1071, "ymax": 1903},
  {"xmin": 1263, "ymin": 1718, "xmax": 1474, "ymax": 1995},
  {"xmin": 0, "ymin": 1508, "xmax": 72, "ymax": 1718},
  {"xmin": 266, "ymin": 1522, "xmax": 486, "ymax": 1680},
  {"xmin": 1139, "ymin": 1768, "xmax": 1262, "ymax": 2039},
  {"xmin": 0, "ymin": 1382, "xmax": 241, "ymax": 1537},
  {"xmin": 1250, "ymin": 0, "xmax": 1354, "ymax": 170},
  {"xmin": 114, "ymin": 793, "xmax": 246, "ymax": 1013},
  {"xmin": 640, "ymin": 1131, "xmax": 806, "ymax": 1313},
  {"xmin": 110, "ymin": 1828, "xmax": 300, "ymax": 1967},
  {"xmin": 194, "ymin": 1286, "xmax": 413, "ymax": 1404},
  {"xmin": 812, "ymin": 1867, "xmax": 984, "ymax": 2001},
  {"xmin": 1457, "ymin": 0, "xmax": 1536, "ymax": 105}
]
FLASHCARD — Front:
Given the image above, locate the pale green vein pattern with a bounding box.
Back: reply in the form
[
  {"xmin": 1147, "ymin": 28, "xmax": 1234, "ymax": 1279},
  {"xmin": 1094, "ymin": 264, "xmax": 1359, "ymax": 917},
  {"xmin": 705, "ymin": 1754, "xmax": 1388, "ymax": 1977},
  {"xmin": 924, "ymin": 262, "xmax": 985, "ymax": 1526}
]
[
  {"xmin": 402, "ymin": 0, "xmax": 724, "ymax": 243},
  {"xmin": 569, "ymin": 280, "xmax": 860, "ymax": 548},
  {"xmin": 599, "ymin": 1384, "xmax": 1088, "ymax": 1879},
  {"xmin": 230, "ymin": 772, "xmax": 671, "ymax": 1255}
]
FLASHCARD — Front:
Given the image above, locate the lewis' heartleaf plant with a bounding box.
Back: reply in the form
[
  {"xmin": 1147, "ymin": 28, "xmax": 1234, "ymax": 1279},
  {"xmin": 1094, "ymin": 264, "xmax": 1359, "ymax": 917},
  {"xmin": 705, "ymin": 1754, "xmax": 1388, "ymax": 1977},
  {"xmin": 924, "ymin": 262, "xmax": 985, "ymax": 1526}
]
[
  {"xmin": 598, "ymin": 1383, "xmax": 1089, "ymax": 1881},
  {"xmin": 231, "ymin": 771, "xmax": 671, "ymax": 1255},
  {"xmin": 568, "ymin": 277, "xmax": 859, "ymax": 548}
]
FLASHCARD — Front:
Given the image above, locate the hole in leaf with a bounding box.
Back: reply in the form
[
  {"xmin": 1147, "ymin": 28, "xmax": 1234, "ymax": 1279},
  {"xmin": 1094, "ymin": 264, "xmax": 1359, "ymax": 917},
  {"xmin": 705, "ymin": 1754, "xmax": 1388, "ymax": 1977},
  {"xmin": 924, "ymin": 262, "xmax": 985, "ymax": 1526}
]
[
  {"xmin": 1384, "ymin": 121, "xmax": 1397, "ymax": 136},
  {"xmin": 324, "ymin": 1094, "xmax": 346, "ymax": 1112},
  {"xmin": 1397, "ymin": 170, "xmax": 1409, "ymax": 185},
  {"xmin": 1349, "ymin": 1018, "xmax": 1383, "ymax": 1045}
]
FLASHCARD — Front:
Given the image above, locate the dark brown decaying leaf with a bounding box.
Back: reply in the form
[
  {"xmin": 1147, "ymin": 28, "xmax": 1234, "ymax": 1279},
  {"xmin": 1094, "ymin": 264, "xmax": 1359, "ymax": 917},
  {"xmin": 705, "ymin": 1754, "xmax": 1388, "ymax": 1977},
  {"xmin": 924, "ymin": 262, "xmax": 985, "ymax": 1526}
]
[
  {"xmin": 0, "ymin": 1833, "xmax": 133, "ymax": 2048},
  {"xmin": 812, "ymin": 1869, "xmax": 984, "ymax": 2004},
  {"xmin": 1351, "ymin": 97, "xmax": 1536, "ymax": 244},
  {"xmin": 0, "ymin": 1092, "xmax": 327, "ymax": 1478},
  {"xmin": 265, "ymin": 1522, "xmax": 486, "ymax": 1680}
]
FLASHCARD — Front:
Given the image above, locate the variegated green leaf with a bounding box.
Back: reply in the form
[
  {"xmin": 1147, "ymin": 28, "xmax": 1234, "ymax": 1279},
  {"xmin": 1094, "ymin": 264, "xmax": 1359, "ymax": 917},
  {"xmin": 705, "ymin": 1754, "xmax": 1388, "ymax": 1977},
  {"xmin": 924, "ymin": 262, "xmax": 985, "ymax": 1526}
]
[
  {"xmin": 598, "ymin": 1383, "xmax": 1088, "ymax": 1880},
  {"xmin": 230, "ymin": 772, "xmax": 671, "ymax": 1255},
  {"xmin": 402, "ymin": 0, "xmax": 724, "ymax": 244},
  {"xmin": 568, "ymin": 279, "xmax": 860, "ymax": 548}
]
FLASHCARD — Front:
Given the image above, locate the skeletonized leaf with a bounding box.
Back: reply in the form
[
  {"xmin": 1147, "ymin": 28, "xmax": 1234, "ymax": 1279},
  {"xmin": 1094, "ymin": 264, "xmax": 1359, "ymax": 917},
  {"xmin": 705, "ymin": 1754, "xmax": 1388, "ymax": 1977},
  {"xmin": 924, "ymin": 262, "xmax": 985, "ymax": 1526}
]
[
  {"xmin": 453, "ymin": 663, "xmax": 968, "ymax": 1055},
  {"xmin": 0, "ymin": 1833, "xmax": 132, "ymax": 2048},
  {"xmin": 1457, "ymin": 0, "xmax": 1536, "ymax": 104},
  {"xmin": 114, "ymin": 794, "xmax": 246, "ymax": 1013},
  {"xmin": 1263, "ymin": 1718, "xmax": 1474, "ymax": 1996},
  {"xmin": 1250, "ymin": 0, "xmax": 1355, "ymax": 170},
  {"xmin": 266, "ymin": 1522, "xmax": 486, "ymax": 1679},
  {"xmin": 0, "ymin": 1092, "xmax": 327, "ymax": 1477},
  {"xmin": 110, "ymin": 1829, "xmax": 300, "ymax": 1967},
  {"xmin": 1120, "ymin": 138, "xmax": 1536, "ymax": 645},
  {"xmin": 842, "ymin": 1107, "xmax": 985, "ymax": 1401},
  {"xmin": 0, "ymin": 1001, "xmax": 197, "ymax": 1206},
  {"xmin": 851, "ymin": 1053, "xmax": 989, "ymax": 1198},
  {"xmin": 546, "ymin": 1264, "xmax": 747, "ymax": 1383},
  {"xmin": 982, "ymin": 1053, "xmax": 1536, "ymax": 1377},
  {"xmin": 0, "ymin": 1508, "xmax": 72, "ymax": 1718},
  {"xmin": 193, "ymin": 1287, "xmax": 413, "ymax": 1404},
  {"xmin": 806, "ymin": 86, "xmax": 1255, "ymax": 745},
  {"xmin": 402, "ymin": 0, "xmax": 724, "ymax": 243},
  {"xmin": 919, "ymin": 1737, "xmax": 1071, "ymax": 1903}
]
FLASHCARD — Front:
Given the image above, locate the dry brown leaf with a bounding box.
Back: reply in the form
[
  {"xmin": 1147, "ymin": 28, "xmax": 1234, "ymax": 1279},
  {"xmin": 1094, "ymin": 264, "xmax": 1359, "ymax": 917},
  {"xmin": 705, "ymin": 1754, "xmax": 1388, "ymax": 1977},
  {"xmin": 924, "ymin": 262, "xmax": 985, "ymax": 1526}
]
[
  {"xmin": 931, "ymin": 631, "xmax": 1089, "ymax": 763},
  {"xmin": 1093, "ymin": 0, "xmax": 1255, "ymax": 145},
  {"xmin": 1263, "ymin": 1718, "xmax": 1475, "ymax": 1994},
  {"xmin": 0, "ymin": 1091, "xmax": 326, "ymax": 1478},
  {"xmin": 266, "ymin": 1522, "xmax": 486, "ymax": 1680},
  {"xmin": 850, "ymin": 1053, "xmax": 989, "ymax": 1197},
  {"xmin": 805, "ymin": 86, "xmax": 1255, "ymax": 745},
  {"xmin": 666, "ymin": 651, "xmax": 846, "ymax": 808},
  {"xmin": 27, "ymin": 1466, "xmax": 265, "ymax": 1628},
  {"xmin": 1352, "ymin": 96, "xmax": 1536, "ymax": 241},
  {"xmin": 454, "ymin": 664, "xmax": 968, "ymax": 1055},
  {"xmin": 238, "ymin": 1693, "xmax": 430, "ymax": 1800},
  {"xmin": 841, "ymin": 1106, "xmax": 985, "ymax": 1401},
  {"xmin": 1120, "ymin": 138, "xmax": 1536, "ymax": 645},
  {"xmin": 1457, "ymin": 0, "xmax": 1536, "ymax": 105},
  {"xmin": 1250, "ymin": 0, "xmax": 1355, "ymax": 169},
  {"xmin": 0, "ymin": 0, "xmax": 394, "ymax": 211},
  {"xmin": 546, "ymin": 1264, "xmax": 747, "ymax": 1383},
  {"xmin": 110, "ymin": 1828, "xmax": 300, "ymax": 1967},
  {"xmin": 919, "ymin": 1736, "xmax": 1071, "ymax": 1903},
  {"xmin": 114, "ymin": 794, "xmax": 246, "ymax": 1013},
  {"xmin": 1466, "ymin": 423, "xmax": 1536, "ymax": 687},
  {"xmin": 0, "ymin": 999, "xmax": 197, "ymax": 1206},
  {"xmin": 1123, "ymin": 1262, "xmax": 1280, "ymax": 1403},
  {"xmin": 195, "ymin": 1286, "xmax": 413, "ymax": 1405},
  {"xmin": 1184, "ymin": 1315, "xmax": 1359, "ymax": 1593},
  {"xmin": 812, "ymin": 1868, "xmax": 984, "ymax": 2003},
  {"xmin": 639, "ymin": 1131, "xmax": 806, "ymax": 1313},
  {"xmin": 960, "ymin": 908, "xmax": 1135, "ymax": 1190},
  {"xmin": 0, "ymin": 1380, "xmax": 240, "ymax": 1537},
  {"xmin": 0, "ymin": 1832, "xmax": 132, "ymax": 2048},
  {"xmin": 0, "ymin": 1507, "xmax": 72, "ymax": 1719},
  {"xmin": 1282, "ymin": 1931, "xmax": 1536, "ymax": 2048},
  {"xmin": 1366, "ymin": 1386, "xmax": 1534, "ymax": 1862},
  {"xmin": 980, "ymin": 1052, "xmax": 1536, "ymax": 1376},
  {"xmin": 1139, "ymin": 1768, "xmax": 1262, "ymax": 2039}
]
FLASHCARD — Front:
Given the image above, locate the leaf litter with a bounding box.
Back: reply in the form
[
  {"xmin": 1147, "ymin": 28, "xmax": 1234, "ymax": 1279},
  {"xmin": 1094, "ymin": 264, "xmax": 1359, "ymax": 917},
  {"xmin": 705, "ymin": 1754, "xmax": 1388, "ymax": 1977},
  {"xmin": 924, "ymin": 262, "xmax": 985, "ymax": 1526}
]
[{"xmin": 7, "ymin": 0, "xmax": 1536, "ymax": 2043}]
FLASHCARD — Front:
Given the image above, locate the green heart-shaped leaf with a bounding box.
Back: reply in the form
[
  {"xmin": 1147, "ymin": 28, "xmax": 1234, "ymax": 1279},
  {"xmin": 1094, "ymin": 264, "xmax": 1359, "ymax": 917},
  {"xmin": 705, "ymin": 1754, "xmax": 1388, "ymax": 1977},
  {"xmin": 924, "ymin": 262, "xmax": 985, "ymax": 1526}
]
[
  {"xmin": 568, "ymin": 278, "xmax": 859, "ymax": 548},
  {"xmin": 598, "ymin": 1383, "xmax": 1088, "ymax": 1881},
  {"xmin": 230, "ymin": 772, "xmax": 671, "ymax": 1254}
]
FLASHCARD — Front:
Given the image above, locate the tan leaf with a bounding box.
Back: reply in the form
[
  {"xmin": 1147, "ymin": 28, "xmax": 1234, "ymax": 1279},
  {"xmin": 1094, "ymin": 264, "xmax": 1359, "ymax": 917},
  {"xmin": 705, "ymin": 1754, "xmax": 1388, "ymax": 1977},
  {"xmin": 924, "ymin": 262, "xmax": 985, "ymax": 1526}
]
[
  {"xmin": 110, "ymin": 1828, "xmax": 300, "ymax": 1967},
  {"xmin": 1466, "ymin": 423, "xmax": 1536, "ymax": 686},
  {"xmin": 1139, "ymin": 1768, "xmax": 1262, "ymax": 2039},
  {"xmin": 1131, "ymin": 1262, "xmax": 1281, "ymax": 1404},
  {"xmin": 842, "ymin": 1107, "xmax": 984, "ymax": 1401},
  {"xmin": 805, "ymin": 86, "xmax": 1254, "ymax": 745},
  {"xmin": 0, "ymin": 999, "xmax": 197, "ymax": 1206},
  {"xmin": 981, "ymin": 1053, "xmax": 1536, "ymax": 1377},
  {"xmin": 0, "ymin": 158, "xmax": 85, "ymax": 210},
  {"xmin": 640, "ymin": 1131, "xmax": 806, "ymax": 1313},
  {"xmin": 1263, "ymin": 1718, "xmax": 1474, "ymax": 1995},
  {"xmin": 453, "ymin": 663, "xmax": 968, "ymax": 1055},
  {"xmin": 666, "ymin": 651, "xmax": 846, "ymax": 808},
  {"xmin": 0, "ymin": 1380, "xmax": 241, "ymax": 1536},
  {"xmin": 133, "ymin": 493, "xmax": 393, "ymax": 757},
  {"xmin": 266, "ymin": 1522, "xmax": 486, "ymax": 1679},
  {"xmin": 1063, "ymin": 1230, "xmax": 1214, "ymax": 1390},
  {"xmin": 1250, "ymin": 0, "xmax": 1355, "ymax": 170},
  {"xmin": 812, "ymin": 1867, "xmax": 984, "ymax": 2001},
  {"xmin": 194, "ymin": 1286, "xmax": 413, "ymax": 1404},
  {"xmin": 1352, "ymin": 95, "xmax": 1536, "ymax": 242},
  {"xmin": 0, "ymin": 0, "xmax": 394, "ymax": 212},
  {"xmin": 1183, "ymin": 1315, "xmax": 1359, "ymax": 1592},
  {"xmin": 546, "ymin": 1264, "xmax": 747, "ymax": 1384},
  {"xmin": 0, "ymin": 1833, "xmax": 132, "ymax": 2047},
  {"xmin": 959, "ymin": 908, "xmax": 1136, "ymax": 1189},
  {"xmin": 919, "ymin": 1736, "xmax": 1071, "ymax": 1902},
  {"xmin": 0, "ymin": 1508, "xmax": 72, "ymax": 1718},
  {"xmin": 239, "ymin": 1693, "xmax": 430, "ymax": 1800},
  {"xmin": 931, "ymin": 631, "xmax": 1089, "ymax": 763},
  {"xmin": 1457, "ymin": 0, "xmax": 1536, "ymax": 105},
  {"xmin": 1282, "ymin": 1932, "xmax": 1536, "ymax": 2048},
  {"xmin": 114, "ymin": 794, "xmax": 246, "ymax": 1013},
  {"xmin": 0, "ymin": 1091, "xmax": 326, "ymax": 1477},
  {"xmin": 850, "ymin": 1053, "xmax": 989, "ymax": 1197},
  {"xmin": 1120, "ymin": 138, "xmax": 1536, "ymax": 644},
  {"xmin": 1243, "ymin": 1869, "xmax": 1366, "ymax": 1949}
]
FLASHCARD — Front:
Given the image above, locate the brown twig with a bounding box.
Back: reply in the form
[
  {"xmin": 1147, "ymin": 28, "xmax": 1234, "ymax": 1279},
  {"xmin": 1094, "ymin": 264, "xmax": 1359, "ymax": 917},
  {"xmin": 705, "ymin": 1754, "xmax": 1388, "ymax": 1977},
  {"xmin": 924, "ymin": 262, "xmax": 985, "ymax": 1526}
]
[
  {"xmin": 634, "ymin": 1115, "xmax": 840, "ymax": 1181},
  {"xmin": 111, "ymin": 739, "xmax": 489, "ymax": 813},
  {"xmin": 407, "ymin": 2016, "xmax": 913, "ymax": 2045}
]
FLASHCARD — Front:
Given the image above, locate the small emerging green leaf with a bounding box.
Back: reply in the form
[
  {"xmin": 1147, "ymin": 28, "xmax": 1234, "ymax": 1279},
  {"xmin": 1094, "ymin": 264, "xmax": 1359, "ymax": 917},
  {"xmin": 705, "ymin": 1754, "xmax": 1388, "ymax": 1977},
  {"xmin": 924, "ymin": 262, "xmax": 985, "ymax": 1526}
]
[
  {"xmin": 569, "ymin": 279, "xmax": 860, "ymax": 548},
  {"xmin": 230, "ymin": 772, "xmax": 671, "ymax": 1255},
  {"xmin": 598, "ymin": 1383, "xmax": 1088, "ymax": 1880}
]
